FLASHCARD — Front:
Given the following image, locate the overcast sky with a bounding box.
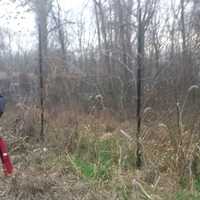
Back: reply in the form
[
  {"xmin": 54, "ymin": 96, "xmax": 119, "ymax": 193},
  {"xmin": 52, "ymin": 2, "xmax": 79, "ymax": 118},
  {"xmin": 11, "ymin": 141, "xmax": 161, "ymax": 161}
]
[
  {"xmin": 0, "ymin": 0, "xmax": 86, "ymax": 51},
  {"xmin": 0, "ymin": 0, "xmax": 183, "ymax": 52}
]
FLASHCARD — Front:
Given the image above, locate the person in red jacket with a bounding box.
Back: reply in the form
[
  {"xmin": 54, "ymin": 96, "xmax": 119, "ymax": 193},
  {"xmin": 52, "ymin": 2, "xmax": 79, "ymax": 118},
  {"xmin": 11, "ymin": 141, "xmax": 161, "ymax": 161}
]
[
  {"xmin": 0, "ymin": 137, "xmax": 13, "ymax": 176},
  {"xmin": 0, "ymin": 95, "xmax": 13, "ymax": 176}
]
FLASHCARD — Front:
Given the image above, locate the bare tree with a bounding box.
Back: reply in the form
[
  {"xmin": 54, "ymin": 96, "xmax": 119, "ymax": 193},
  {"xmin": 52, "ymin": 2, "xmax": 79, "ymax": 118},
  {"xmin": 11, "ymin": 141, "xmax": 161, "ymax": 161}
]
[
  {"xmin": 36, "ymin": 0, "xmax": 52, "ymax": 141},
  {"xmin": 51, "ymin": 0, "xmax": 70, "ymax": 72},
  {"xmin": 20, "ymin": 0, "xmax": 51, "ymax": 140},
  {"xmin": 136, "ymin": 0, "xmax": 157, "ymax": 168},
  {"xmin": 180, "ymin": 0, "xmax": 188, "ymax": 89},
  {"xmin": 16, "ymin": 0, "xmax": 52, "ymax": 140}
]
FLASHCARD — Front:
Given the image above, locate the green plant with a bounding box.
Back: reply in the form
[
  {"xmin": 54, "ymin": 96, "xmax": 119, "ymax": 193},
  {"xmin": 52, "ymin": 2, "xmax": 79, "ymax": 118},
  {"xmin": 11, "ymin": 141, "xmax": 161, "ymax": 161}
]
[
  {"xmin": 195, "ymin": 177, "xmax": 200, "ymax": 192},
  {"xmin": 69, "ymin": 136, "xmax": 120, "ymax": 181},
  {"xmin": 176, "ymin": 191, "xmax": 200, "ymax": 200},
  {"xmin": 72, "ymin": 157, "xmax": 96, "ymax": 178},
  {"xmin": 95, "ymin": 138, "xmax": 117, "ymax": 180},
  {"xmin": 69, "ymin": 154, "xmax": 112, "ymax": 181}
]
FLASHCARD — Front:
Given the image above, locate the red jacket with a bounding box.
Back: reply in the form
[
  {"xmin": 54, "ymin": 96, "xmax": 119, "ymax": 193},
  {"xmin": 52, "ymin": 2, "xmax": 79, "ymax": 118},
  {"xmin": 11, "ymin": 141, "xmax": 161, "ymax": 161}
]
[{"xmin": 0, "ymin": 137, "xmax": 13, "ymax": 176}]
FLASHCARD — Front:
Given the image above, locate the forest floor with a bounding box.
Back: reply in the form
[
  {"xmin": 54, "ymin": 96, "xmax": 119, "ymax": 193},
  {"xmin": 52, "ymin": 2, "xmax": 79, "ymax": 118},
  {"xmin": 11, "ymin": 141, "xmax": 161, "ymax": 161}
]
[{"xmin": 0, "ymin": 107, "xmax": 199, "ymax": 200}]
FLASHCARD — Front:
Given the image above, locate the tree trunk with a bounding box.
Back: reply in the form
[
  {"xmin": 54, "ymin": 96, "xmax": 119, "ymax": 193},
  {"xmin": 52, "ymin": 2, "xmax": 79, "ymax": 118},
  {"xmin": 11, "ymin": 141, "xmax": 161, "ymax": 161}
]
[
  {"xmin": 38, "ymin": 22, "xmax": 45, "ymax": 142},
  {"xmin": 36, "ymin": 0, "xmax": 49, "ymax": 141},
  {"xmin": 136, "ymin": 0, "xmax": 145, "ymax": 169}
]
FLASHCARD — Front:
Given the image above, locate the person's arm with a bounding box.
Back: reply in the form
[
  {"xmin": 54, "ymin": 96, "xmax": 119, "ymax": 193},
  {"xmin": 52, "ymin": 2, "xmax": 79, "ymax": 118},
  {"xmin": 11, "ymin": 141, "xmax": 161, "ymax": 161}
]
[{"xmin": 0, "ymin": 96, "xmax": 6, "ymax": 117}]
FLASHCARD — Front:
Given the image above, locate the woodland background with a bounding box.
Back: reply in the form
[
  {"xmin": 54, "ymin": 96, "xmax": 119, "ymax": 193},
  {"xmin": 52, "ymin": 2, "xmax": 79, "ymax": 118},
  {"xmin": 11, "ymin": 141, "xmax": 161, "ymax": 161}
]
[{"xmin": 0, "ymin": 0, "xmax": 200, "ymax": 199}]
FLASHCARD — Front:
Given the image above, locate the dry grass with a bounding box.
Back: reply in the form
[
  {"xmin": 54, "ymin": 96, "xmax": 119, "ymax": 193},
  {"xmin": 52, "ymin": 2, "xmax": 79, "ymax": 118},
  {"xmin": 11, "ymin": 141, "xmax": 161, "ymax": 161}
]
[{"xmin": 0, "ymin": 105, "xmax": 198, "ymax": 199}]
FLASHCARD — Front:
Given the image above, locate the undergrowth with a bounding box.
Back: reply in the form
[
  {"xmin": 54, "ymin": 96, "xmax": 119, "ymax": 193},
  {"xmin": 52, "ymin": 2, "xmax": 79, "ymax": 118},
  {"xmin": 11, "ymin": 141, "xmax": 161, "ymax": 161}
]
[
  {"xmin": 3, "ymin": 108, "xmax": 200, "ymax": 199},
  {"xmin": 68, "ymin": 133, "xmax": 135, "ymax": 182}
]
